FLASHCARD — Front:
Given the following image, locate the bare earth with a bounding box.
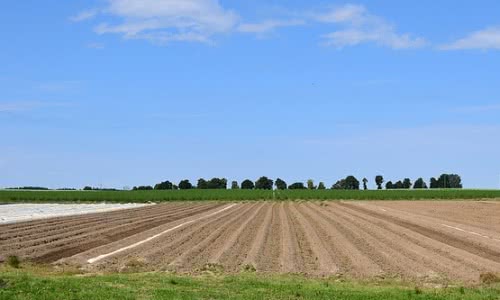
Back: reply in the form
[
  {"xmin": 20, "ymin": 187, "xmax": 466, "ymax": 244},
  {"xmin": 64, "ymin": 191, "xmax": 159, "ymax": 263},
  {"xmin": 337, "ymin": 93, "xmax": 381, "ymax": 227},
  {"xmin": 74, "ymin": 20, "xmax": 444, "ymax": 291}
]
[{"xmin": 1, "ymin": 201, "xmax": 499, "ymax": 284}]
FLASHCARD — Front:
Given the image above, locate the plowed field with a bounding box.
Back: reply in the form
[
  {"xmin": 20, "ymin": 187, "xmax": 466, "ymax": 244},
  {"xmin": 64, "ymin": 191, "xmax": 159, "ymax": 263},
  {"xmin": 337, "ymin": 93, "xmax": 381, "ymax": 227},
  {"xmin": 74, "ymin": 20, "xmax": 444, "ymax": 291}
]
[{"xmin": 2, "ymin": 201, "xmax": 500, "ymax": 283}]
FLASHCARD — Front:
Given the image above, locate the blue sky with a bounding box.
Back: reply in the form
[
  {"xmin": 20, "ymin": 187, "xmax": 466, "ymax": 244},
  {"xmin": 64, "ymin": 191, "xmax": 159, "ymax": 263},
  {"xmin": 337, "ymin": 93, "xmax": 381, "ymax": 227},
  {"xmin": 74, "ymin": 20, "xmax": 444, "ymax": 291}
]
[{"xmin": 1, "ymin": 0, "xmax": 500, "ymax": 189}]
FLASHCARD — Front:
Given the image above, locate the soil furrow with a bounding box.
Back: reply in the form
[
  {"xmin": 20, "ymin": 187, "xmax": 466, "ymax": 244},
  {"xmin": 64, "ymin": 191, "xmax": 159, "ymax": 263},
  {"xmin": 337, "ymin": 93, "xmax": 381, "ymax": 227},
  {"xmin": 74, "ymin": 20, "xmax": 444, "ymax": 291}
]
[
  {"xmin": 27, "ymin": 204, "xmax": 222, "ymax": 263},
  {"xmin": 0, "ymin": 204, "xmax": 214, "ymax": 250},
  {"xmin": 167, "ymin": 203, "xmax": 258, "ymax": 272},
  {"xmin": 338, "ymin": 202, "xmax": 500, "ymax": 264},
  {"xmin": 287, "ymin": 203, "xmax": 338, "ymax": 275},
  {"xmin": 332, "ymin": 203, "xmax": 500, "ymax": 281},
  {"xmin": 304, "ymin": 203, "xmax": 383, "ymax": 277}
]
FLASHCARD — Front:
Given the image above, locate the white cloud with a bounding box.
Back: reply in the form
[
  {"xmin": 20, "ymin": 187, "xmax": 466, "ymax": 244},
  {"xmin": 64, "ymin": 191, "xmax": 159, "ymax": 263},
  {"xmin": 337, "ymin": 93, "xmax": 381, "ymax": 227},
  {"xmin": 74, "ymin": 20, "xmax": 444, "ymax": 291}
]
[
  {"xmin": 89, "ymin": 0, "xmax": 239, "ymax": 44},
  {"xmin": 440, "ymin": 27, "xmax": 500, "ymax": 50},
  {"xmin": 314, "ymin": 4, "xmax": 426, "ymax": 49},
  {"xmin": 69, "ymin": 9, "xmax": 99, "ymax": 22},
  {"xmin": 238, "ymin": 19, "xmax": 305, "ymax": 34}
]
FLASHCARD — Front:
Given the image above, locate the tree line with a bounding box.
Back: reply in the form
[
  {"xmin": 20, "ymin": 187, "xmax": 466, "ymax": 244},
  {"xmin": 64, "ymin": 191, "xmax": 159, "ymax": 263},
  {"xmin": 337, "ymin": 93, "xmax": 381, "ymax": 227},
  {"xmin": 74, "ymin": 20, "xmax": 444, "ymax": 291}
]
[{"xmin": 132, "ymin": 174, "xmax": 462, "ymax": 191}]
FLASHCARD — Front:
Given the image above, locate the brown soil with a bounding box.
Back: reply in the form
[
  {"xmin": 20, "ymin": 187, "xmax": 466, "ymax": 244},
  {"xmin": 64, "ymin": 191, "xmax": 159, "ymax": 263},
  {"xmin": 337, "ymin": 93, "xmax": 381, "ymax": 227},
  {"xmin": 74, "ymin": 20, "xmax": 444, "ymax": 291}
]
[{"xmin": 2, "ymin": 201, "xmax": 500, "ymax": 284}]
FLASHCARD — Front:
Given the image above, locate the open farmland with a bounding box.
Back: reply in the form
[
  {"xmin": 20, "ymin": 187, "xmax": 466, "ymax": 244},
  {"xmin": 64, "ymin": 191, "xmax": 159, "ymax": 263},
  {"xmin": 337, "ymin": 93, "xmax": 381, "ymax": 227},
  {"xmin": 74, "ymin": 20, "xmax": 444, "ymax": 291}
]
[{"xmin": 2, "ymin": 201, "xmax": 500, "ymax": 284}]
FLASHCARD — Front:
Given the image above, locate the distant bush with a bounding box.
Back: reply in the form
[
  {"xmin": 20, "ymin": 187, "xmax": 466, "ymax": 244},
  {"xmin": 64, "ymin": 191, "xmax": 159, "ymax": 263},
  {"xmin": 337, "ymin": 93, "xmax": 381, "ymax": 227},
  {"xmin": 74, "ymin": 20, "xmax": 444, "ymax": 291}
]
[
  {"xmin": 133, "ymin": 186, "xmax": 153, "ymax": 191},
  {"xmin": 7, "ymin": 256, "xmax": 20, "ymax": 269},
  {"xmin": 480, "ymin": 272, "xmax": 500, "ymax": 284},
  {"xmin": 289, "ymin": 182, "xmax": 306, "ymax": 190},
  {"xmin": 241, "ymin": 180, "xmax": 255, "ymax": 190}
]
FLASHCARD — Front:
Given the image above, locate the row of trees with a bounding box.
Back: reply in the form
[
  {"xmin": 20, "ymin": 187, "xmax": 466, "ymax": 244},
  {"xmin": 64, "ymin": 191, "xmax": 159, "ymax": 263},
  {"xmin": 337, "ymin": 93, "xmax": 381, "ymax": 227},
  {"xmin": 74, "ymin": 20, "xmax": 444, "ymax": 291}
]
[{"xmin": 132, "ymin": 174, "xmax": 462, "ymax": 191}]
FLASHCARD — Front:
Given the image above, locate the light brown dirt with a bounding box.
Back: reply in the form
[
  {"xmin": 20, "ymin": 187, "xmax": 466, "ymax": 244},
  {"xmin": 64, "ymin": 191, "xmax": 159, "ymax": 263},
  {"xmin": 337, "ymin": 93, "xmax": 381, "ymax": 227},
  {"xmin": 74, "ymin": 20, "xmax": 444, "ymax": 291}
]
[{"xmin": 2, "ymin": 201, "xmax": 500, "ymax": 284}]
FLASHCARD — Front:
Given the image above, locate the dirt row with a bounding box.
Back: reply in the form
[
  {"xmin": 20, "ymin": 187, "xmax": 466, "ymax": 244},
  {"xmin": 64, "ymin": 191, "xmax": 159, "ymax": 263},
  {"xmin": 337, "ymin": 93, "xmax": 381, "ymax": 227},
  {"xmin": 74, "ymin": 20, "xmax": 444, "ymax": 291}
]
[
  {"xmin": 0, "ymin": 203, "xmax": 223, "ymax": 263},
  {"xmin": 2, "ymin": 201, "xmax": 500, "ymax": 283}
]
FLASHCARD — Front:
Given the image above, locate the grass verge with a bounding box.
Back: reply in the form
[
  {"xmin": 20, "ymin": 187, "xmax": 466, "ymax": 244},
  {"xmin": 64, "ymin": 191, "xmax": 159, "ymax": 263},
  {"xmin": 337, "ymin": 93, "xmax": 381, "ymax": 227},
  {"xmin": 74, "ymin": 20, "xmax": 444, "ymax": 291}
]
[{"xmin": 1, "ymin": 266, "xmax": 499, "ymax": 300}]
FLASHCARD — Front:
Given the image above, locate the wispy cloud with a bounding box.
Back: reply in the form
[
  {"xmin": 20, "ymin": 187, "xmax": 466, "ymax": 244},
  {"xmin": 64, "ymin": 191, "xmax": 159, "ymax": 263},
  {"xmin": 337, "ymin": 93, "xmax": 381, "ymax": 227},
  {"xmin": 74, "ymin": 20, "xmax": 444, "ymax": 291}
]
[
  {"xmin": 71, "ymin": 2, "xmax": 428, "ymax": 48},
  {"xmin": 69, "ymin": 9, "xmax": 99, "ymax": 22},
  {"xmin": 439, "ymin": 27, "xmax": 500, "ymax": 50},
  {"xmin": 89, "ymin": 0, "xmax": 239, "ymax": 44},
  {"xmin": 313, "ymin": 4, "xmax": 426, "ymax": 49},
  {"xmin": 238, "ymin": 19, "xmax": 305, "ymax": 34}
]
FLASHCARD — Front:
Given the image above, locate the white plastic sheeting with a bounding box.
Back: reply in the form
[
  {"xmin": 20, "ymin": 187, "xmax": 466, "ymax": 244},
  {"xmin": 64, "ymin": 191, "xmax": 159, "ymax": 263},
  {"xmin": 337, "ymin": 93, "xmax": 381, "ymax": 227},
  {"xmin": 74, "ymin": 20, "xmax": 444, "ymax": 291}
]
[{"xmin": 0, "ymin": 203, "xmax": 150, "ymax": 224}]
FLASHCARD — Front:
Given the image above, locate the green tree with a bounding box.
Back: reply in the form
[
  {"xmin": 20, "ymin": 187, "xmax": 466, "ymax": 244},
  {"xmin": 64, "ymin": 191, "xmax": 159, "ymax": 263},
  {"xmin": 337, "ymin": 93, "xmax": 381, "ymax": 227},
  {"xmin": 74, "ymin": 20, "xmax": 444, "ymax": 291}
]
[
  {"xmin": 179, "ymin": 180, "xmax": 193, "ymax": 190},
  {"xmin": 197, "ymin": 178, "xmax": 208, "ymax": 189},
  {"xmin": 332, "ymin": 176, "xmax": 360, "ymax": 190},
  {"xmin": 332, "ymin": 179, "xmax": 346, "ymax": 190},
  {"xmin": 375, "ymin": 175, "xmax": 384, "ymax": 190},
  {"xmin": 289, "ymin": 182, "xmax": 306, "ymax": 189},
  {"xmin": 414, "ymin": 178, "xmax": 427, "ymax": 189},
  {"xmin": 307, "ymin": 179, "xmax": 316, "ymax": 190},
  {"xmin": 134, "ymin": 186, "xmax": 153, "ymax": 191},
  {"xmin": 430, "ymin": 177, "xmax": 438, "ymax": 189},
  {"xmin": 255, "ymin": 176, "xmax": 274, "ymax": 190},
  {"xmin": 394, "ymin": 181, "xmax": 404, "ymax": 189},
  {"xmin": 386, "ymin": 181, "xmax": 394, "ymax": 189},
  {"xmin": 318, "ymin": 182, "xmax": 326, "ymax": 190},
  {"xmin": 154, "ymin": 181, "xmax": 173, "ymax": 190},
  {"xmin": 402, "ymin": 178, "xmax": 412, "ymax": 189},
  {"xmin": 436, "ymin": 174, "xmax": 463, "ymax": 189},
  {"xmin": 275, "ymin": 178, "xmax": 287, "ymax": 190},
  {"xmin": 207, "ymin": 178, "xmax": 228, "ymax": 189},
  {"xmin": 241, "ymin": 179, "xmax": 255, "ymax": 190},
  {"xmin": 231, "ymin": 181, "xmax": 239, "ymax": 189},
  {"xmin": 363, "ymin": 178, "xmax": 368, "ymax": 190}
]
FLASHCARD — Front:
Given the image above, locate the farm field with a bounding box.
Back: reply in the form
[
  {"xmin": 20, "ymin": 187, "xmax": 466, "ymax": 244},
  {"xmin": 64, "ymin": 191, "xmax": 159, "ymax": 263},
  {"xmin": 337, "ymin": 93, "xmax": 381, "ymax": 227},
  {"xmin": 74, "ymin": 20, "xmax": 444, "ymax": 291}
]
[
  {"xmin": 1, "ymin": 201, "xmax": 500, "ymax": 284},
  {"xmin": 2, "ymin": 189, "xmax": 500, "ymax": 203}
]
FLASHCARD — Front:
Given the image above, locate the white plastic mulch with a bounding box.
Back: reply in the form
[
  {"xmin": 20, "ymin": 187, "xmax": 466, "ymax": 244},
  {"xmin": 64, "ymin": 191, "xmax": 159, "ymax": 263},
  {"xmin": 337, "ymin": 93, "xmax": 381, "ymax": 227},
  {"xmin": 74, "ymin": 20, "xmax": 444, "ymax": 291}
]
[{"xmin": 0, "ymin": 203, "xmax": 150, "ymax": 224}]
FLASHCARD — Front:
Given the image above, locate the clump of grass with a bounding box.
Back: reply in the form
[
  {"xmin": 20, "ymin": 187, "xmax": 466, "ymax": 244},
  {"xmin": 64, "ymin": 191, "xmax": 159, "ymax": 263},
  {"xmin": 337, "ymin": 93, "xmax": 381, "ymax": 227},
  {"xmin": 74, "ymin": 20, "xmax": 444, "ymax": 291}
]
[
  {"xmin": 168, "ymin": 278, "xmax": 178, "ymax": 285},
  {"xmin": 120, "ymin": 258, "xmax": 147, "ymax": 273},
  {"xmin": 6, "ymin": 256, "xmax": 20, "ymax": 269},
  {"xmin": 414, "ymin": 286, "xmax": 423, "ymax": 295},
  {"xmin": 241, "ymin": 264, "xmax": 256, "ymax": 273},
  {"xmin": 0, "ymin": 278, "xmax": 7, "ymax": 289},
  {"xmin": 480, "ymin": 272, "xmax": 500, "ymax": 284},
  {"xmin": 200, "ymin": 263, "xmax": 224, "ymax": 275}
]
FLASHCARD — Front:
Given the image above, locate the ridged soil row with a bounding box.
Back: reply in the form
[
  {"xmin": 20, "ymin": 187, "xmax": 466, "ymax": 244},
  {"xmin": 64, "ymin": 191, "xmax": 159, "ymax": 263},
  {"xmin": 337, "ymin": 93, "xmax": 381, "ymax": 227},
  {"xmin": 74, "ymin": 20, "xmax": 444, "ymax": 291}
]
[
  {"xmin": 287, "ymin": 203, "xmax": 337, "ymax": 275},
  {"xmin": 252, "ymin": 203, "xmax": 284, "ymax": 273},
  {"xmin": 372, "ymin": 201, "xmax": 500, "ymax": 232},
  {"xmin": 333, "ymin": 203, "xmax": 500, "ymax": 280},
  {"xmin": 7, "ymin": 204, "xmax": 221, "ymax": 263},
  {"xmin": 102, "ymin": 204, "xmax": 251, "ymax": 271},
  {"xmin": 278, "ymin": 202, "xmax": 300, "ymax": 273},
  {"xmin": 333, "ymin": 203, "xmax": 500, "ymax": 281},
  {"xmin": 165, "ymin": 203, "xmax": 261, "ymax": 272},
  {"xmin": 305, "ymin": 203, "xmax": 407, "ymax": 277},
  {"xmin": 0, "ymin": 204, "xmax": 212, "ymax": 246},
  {"xmin": 240, "ymin": 203, "xmax": 275, "ymax": 269},
  {"xmin": 0, "ymin": 203, "xmax": 165, "ymax": 235},
  {"xmin": 301, "ymin": 203, "xmax": 383, "ymax": 277},
  {"xmin": 0, "ymin": 204, "xmax": 215, "ymax": 258},
  {"xmin": 348, "ymin": 202, "xmax": 500, "ymax": 252},
  {"xmin": 215, "ymin": 203, "xmax": 274, "ymax": 270},
  {"xmin": 338, "ymin": 202, "xmax": 500, "ymax": 263},
  {"xmin": 320, "ymin": 203, "xmax": 433, "ymax": 279},
  {"xmin": 207, "ymin": 203, "xmax": 267, "ymax": 266}
]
